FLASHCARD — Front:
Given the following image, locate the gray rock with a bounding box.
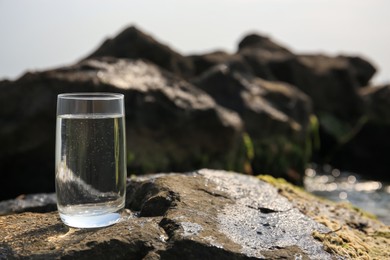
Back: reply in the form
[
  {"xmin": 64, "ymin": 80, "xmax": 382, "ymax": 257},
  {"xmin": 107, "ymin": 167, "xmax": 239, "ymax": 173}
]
[
  {"xmin": 360, "ymin": 84, "xmax": 390, "ymax": 124},
  {"xmin": 238, "ymin": 34, "xmax": 292, "ymax": 55},
  {"xmin": 198, "ymin": 170, "xmax": 331, "ymax": 259},
  {"xmin": 0, "ymin": 193, "xmax": 56, "ymax": 215},
  {"xmin": 0, "ymin": 26, "xmax": 385, "ymax": 202},
  {"xmin": 187, "ymin": 51, "xmax": 256, "ymax": 78},
  {"xmin": 254, "ymin": 53, "xmax": 368, "ymax": 121},
  {"xmin": 0, "ymin": 170, "xmax": 332, "ymax": 259},
  {"xmin": 193, "ymin": 64, "xmax": 311, "ymax": 138},
  {"xmin": 187, "ymin": 33, "xmax": 379, "ymax": 183},
  {"xmin": 2, "ymin": 169, "xmax": 388, "ymax": 259},
  {"xmin": 295, "ymin": 54, "xmax": 372, "ymax": 120},
  {"xmin": 0, "ymin": 58, "xmax": 243, "ymax": 200},
  {"xmin": 84, "ymin": 26, "xmax": 194, "ymax": 78},
  {"xmin": 328, "ymin": 84, "xmax": 390, "ymax": 181},
  {"xmin": 235, "ymin": 33, "xmax": 379, "ymax": 176},
  {"xmin": 236, "ymin": 33, "xmax": 376, "ymax": 122},
  {"xmin": 193, "ymin": 63, "xmax": 312, "ymax": 183}
]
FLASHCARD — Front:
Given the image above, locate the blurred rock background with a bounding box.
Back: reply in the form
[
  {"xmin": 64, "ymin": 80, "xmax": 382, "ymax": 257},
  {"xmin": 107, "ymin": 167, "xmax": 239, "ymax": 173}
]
[{"xmin": 1, "ymin": 25, "xmax": 389, "ymax": 201}]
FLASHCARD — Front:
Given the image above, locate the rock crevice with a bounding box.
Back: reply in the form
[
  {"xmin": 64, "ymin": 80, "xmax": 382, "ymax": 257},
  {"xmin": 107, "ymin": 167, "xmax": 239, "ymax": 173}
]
[{"xmin": 2, "ymin": 169, "xmax": 366, "ymax": 259}]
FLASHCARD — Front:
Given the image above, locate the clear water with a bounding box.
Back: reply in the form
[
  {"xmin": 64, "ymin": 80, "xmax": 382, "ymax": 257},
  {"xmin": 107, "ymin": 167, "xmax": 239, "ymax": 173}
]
[
  {"xmin": 55, "ymin": 114, "xmax": 126, "ymax": 228},
  {"xmin": 304, "ymin": 164, "xmax": 390, "ymax": 225},
  {"xmin": 59, "ymin": 202, "xmax": 123, "ymax": 228}
]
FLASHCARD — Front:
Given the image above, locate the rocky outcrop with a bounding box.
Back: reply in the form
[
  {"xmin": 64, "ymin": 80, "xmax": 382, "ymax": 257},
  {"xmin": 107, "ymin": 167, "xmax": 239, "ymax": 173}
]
[
  {"xmin": 193, "ymin": 64, "xmax": 311, "ymax": 138},
  {"xmin": 237, "ymin": 40, "xmax": 375, "ymax": 122},
  {"xmin": 192, "ymin": 63, "xmax": 312, "ymax": 183},
  {"xmin": 1, "ymin": 170, "xmax": 388, "ymax": 259},
  {"xmin": 0, "ymin": 193, "xmax": 56, "ymax": 215},
  {"xmin": 238, "ymin": 34, "xmax": 292, "ymax": 55},
  {"xmin": 0, "ymin": 25, "xmax": 386, "ymax": 200},
  {"xmin": 195, "ymin": 32, "xmax": 384, "ymax": 180},
  {"xmin": 0, "ymin": 58, "xmax": 243, "ymax": 200},
  {"xmin": 235, "ymin": 35, "xmax": 379, "ymax": 173},
  {"xmin": 84, "ymin": 26, "xmax": 194, "ymax": 78},
  {"xmin": 187, "ymin": 51, "xmax": 248, "ymax": 77},
  {"xmin": 360, "ymin": 84, "xmax": 390, "ymax": 124},
  {"xmin": 186, "ymin": 32, "xmax": 380, "ymax": 179},
  {"xmin": 329, "ymin": 85, "xmax": 390, "ymax": 181}
]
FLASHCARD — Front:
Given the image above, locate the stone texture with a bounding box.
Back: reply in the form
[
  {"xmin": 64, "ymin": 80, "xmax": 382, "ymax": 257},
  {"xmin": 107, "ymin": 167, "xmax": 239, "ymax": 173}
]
[
  {"xmin": 0, "ymin": 170, "xmax": 325, "ymax": 259},
  {"xmin": 234, "ymin": 33, "xmax": 381, "ymax": 178},
  {"xmin": 2, "ymin": 169, "xmax": 388, "ymax": 259},
  {"xmin": 193, "ymin": 63, "xmax": 312, "ymax": 183},
  {"xmin": 0, "ymin": 58, "xmax": 243, "ymax": 200},
  {"xmin": 193, "ymin": 64, "xmax": 311, "ymax": 139},
  {"xmin": 259, "ymin": 175, "xmax": 390, "ymax": 259},
  {"xmin": 236, "ymin": 33, "xmax": 376, "ymax": 121},
  {"xmin": 240, "ymin": 52, "xmax": 370, "ymax": 122},
  {"xmin": 186, "ymin": 33, "xmax": 379, "ymax": 181},
  {"xmin": 0, "ymin": 193, "xmax": 56, "ymax": 215},
  {"xmin": 84, "ymin": 26, "xmax": 194, "ymax": 78},
  {"xmin": 0, "ymin": 211, "xmax": 166, "ymax": 260}
]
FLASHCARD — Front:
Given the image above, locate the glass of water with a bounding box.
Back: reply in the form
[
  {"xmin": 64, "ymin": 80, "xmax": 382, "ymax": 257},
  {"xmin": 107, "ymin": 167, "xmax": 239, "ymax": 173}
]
[{"xmin": 55, "ymin": 93, "xmax": 126, "ymax": 228}]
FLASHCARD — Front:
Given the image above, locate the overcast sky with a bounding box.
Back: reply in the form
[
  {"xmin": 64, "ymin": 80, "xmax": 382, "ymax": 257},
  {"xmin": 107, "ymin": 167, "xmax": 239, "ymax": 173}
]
[{"xmin": 0, "ymin": 0, "xmax": 389, "ymax": 84}]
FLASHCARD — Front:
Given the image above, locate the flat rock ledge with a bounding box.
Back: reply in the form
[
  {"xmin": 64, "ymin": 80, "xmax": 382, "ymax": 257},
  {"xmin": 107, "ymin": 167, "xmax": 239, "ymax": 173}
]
[{"xmin": 1, "ymin": 169, "xmax": 389, "ymax": 259}]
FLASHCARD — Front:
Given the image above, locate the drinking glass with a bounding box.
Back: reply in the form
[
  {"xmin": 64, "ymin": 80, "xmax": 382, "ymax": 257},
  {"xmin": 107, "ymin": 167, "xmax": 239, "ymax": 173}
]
[{"xmin": 55, "ymin": 93, "xmax": 126, "ymax": 228}]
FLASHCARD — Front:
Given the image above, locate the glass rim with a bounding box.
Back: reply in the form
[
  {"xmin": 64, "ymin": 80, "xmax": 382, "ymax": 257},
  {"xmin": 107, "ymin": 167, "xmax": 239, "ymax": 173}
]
[{"xmin": 58, "ymin": 92, "xmax": 124, "ymax": 100}]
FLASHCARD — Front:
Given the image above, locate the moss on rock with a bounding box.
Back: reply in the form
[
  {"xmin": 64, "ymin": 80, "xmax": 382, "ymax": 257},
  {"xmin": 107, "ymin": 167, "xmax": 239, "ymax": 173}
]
[{"xmin": 258, "ymin": 175, "xmax": 390, "ymax": 259}]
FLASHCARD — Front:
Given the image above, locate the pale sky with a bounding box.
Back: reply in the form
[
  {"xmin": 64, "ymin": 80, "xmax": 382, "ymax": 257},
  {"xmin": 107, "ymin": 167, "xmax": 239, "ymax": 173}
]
[{"xmin": 0, "ymin": 0, "xmax": 389, "ymax": 84}]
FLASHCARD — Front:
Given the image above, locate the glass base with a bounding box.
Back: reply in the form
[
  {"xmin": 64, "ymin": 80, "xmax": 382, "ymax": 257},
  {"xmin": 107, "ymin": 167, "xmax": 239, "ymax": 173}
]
[{"xmin": 59, "ymin": 211, "xmax": 122, "ymax": 228}]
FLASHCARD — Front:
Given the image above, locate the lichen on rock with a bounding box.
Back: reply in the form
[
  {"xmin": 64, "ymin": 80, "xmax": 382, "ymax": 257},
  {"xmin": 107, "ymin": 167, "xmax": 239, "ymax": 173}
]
[
  {"xmin": 3, "ymin": 170, "xmax": 387, "ymax": 259},
  {"xmin": 258, "ymin": 175, "xmax": 390, "ymax": 259}
]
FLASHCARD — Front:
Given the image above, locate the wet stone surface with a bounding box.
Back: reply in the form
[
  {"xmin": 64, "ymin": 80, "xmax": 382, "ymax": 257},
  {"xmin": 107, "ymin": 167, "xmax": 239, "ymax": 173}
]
[
  {"xmin": 0, "ymin": 193, "xmax": 57, "ymax": 215},
  {"xmin": 199, "ymin": 170, "xmax": 331, "ymax": 259},
  {"xmin": 3, "ymin": 169, "xmax": 384, "ymax": 259}
]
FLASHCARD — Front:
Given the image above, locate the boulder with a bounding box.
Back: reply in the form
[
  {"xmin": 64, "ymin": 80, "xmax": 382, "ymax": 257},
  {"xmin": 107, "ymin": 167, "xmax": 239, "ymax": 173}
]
[
  {"xmin": 237, "ymin": 49, "xmax": 281, "ymax": 81},
  {"xmin": 186, "ymin": 34, "xmax": 380, "ymax": 181},
  {"xmin": 360, "ymin": 84, "xmax": 390, "ymax": 124},
  {"xmin": 238, "ymin": 33, "xmax": 292, "ymax": 55},
  {"xmin": 0, "ymin": 26, "xmax": 385, "ymax": 199},
  {"xmin": 187, "ymin": 33, "xmax": 292, "ymax": 80},
  {"xmin": 192, "ymin": 64, "xmax": 312, "ymax": 183},
  {"xmin": 187, "ymin": 51, "xmax": 254, "ymax": 78},
  {"xmin": 294, "ymin": 54, "xmax": 373, "ymax": 120},
  {"xmin": 347, "ymin": 56, "xmax": 378, "ymax": 87},
  {"xmin": 240, "ymin": 53, "xmax": 371, "ymax": 122},
  {"xmin": 84, "ymin": 26, "xmax": 194, "ymax": 78},
  {"xmin": 0, "ymin": 193, "xmax": 56, "ymax": 215},
  {"xmin": 236, "ymin": 33, "xmax": 378, "ymax": 173},
  {"xmin": 237, "ymin": 33, "xmax": 376, "ymax": 120},
  {"xmin": 192, "ymin": 63, "xmax": 312, "ymax": 140},
  {"xmin": 0, "ymin": 58, "xmax": 243, "ymax": 200},
  {"xmin": 1, "ymin": 170, "xmax": 388, "ymax": 259},
  {"xmin": 329, "ymin": 123, "xmax": 390, "ymax": 182},
  {"xmin": 328, "ymin": 85, "xmax": 390, "ymax": 181}
]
